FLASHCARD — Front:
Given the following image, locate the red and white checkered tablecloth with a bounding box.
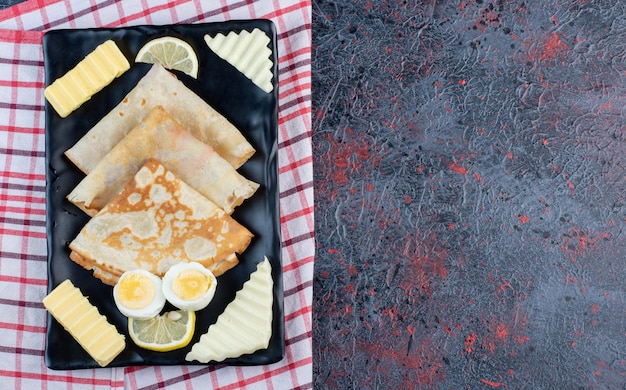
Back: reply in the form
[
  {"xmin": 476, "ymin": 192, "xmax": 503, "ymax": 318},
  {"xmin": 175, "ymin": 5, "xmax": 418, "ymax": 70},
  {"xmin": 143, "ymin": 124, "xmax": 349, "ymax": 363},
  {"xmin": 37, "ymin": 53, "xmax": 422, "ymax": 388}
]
[{"xmin": 0, "ymin": 1, "xmax": 313, "ymax": 389}]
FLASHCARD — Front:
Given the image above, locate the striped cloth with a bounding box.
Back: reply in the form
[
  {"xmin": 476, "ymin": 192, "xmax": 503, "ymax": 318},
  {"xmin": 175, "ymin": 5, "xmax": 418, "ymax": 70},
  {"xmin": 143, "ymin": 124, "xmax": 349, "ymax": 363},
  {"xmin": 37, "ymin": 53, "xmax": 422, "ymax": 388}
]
[{"xmin": 0, "ymin": 1, "xmax": 313, "ymax": 389}]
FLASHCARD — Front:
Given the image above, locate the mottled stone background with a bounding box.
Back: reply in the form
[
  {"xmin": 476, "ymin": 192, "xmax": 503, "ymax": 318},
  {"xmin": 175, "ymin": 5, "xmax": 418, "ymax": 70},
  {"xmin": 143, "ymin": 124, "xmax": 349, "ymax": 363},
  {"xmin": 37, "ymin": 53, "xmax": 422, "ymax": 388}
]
[{"xmin": 312, "ymin": 0, "xmax": 626, "ymax": 388}]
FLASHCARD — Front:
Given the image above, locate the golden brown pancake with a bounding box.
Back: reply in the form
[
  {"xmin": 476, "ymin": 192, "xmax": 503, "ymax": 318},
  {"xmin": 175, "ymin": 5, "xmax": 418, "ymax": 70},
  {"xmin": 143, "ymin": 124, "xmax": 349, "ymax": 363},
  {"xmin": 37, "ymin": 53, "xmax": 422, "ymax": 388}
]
[
  {"xmin": 67, "ymin": 106, "xmax": 259, "ymax": 216},
  {"xmin": 69, "ymin": 158, "xmax": 253, "ymax": 286}
]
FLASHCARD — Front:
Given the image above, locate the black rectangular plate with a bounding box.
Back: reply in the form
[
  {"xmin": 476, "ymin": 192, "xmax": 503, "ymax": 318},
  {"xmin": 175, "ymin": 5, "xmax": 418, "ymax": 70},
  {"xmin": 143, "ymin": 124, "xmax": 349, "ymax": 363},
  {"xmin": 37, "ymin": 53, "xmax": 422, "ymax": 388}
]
[{"xmin": 43, "ymin": 20, "xmax": 283, "ymax": 369}]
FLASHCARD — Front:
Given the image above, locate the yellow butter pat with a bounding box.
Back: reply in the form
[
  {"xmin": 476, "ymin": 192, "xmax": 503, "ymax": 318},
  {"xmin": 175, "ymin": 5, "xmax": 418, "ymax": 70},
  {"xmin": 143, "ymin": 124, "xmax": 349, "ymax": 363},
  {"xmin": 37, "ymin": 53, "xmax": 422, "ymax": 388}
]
[
  {"xmin": 44, "ymin": 40, "xmax": 130, "ymax": 118},
  {"xmin": 186, "ymin": 257, "xmax": 273, "ymax": 363},
  {"xmin": 204, "ymin": 28, "xmax": 274, "ymax": 93},
  {"xmin": 43, "ymin": 279, "xmax": 126, "ymax": 367}
]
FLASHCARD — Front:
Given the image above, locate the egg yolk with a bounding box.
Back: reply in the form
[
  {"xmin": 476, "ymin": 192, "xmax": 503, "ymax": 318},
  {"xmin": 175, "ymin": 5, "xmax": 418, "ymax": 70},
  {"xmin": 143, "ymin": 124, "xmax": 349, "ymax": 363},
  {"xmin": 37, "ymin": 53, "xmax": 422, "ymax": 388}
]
[
  {"xmin": 117, "ymin": 274, "xmax": 155, "ymax": 309},
  {"xmin": 172, "ymin": 269, "xmax": 211, "ymax": 301}
]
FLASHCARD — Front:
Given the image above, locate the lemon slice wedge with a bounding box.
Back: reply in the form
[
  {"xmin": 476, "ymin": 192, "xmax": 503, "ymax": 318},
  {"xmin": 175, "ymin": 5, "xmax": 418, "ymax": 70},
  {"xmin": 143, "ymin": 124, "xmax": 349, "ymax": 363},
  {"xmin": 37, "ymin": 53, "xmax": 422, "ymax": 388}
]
[
  {"xmin": 135, "ymin": 37, "xmax": 199, "ymax": 78},
  {"xmin": 128, "ymin": 310, "xmax": 195, "ymax": 352}
]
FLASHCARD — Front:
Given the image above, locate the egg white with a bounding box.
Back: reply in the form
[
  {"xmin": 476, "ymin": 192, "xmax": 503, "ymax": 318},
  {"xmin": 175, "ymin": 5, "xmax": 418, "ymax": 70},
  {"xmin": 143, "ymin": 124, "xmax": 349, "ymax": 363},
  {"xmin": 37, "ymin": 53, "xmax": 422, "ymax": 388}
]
[
  {"xmin": 113, "ymin": 269, "xmax": 166, "ymax": 319},
  {"xmin": 162, "ymin": 262, "xmax": 217, "ymax": 311}
]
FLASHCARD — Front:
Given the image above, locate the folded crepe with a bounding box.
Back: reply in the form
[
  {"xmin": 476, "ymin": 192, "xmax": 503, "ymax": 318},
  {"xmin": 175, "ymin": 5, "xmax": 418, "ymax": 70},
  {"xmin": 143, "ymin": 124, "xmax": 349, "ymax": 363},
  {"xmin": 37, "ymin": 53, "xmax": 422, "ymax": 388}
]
[
  {"xmin": 65, "ymin": 64, "xmax": 255, "ymax": 172},
  {"xmin": 67, "ymin": 106, "xmax": 259, "ymax": 216},
  {"xmin": 69, "ymin": 158, "xmax": 254, "ymax": 286}
]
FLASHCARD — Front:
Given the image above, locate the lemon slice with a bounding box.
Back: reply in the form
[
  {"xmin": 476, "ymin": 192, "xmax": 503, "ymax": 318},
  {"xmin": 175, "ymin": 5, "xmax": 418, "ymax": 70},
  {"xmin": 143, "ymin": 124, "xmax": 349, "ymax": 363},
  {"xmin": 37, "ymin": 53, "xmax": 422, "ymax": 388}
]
[
  {"xmin": 135, "ymin": 37, "xmax": 199, "ymax": 78},
  {"xmin": 128, "ymin": 310, "xmax": 195, "ymax": 352}
]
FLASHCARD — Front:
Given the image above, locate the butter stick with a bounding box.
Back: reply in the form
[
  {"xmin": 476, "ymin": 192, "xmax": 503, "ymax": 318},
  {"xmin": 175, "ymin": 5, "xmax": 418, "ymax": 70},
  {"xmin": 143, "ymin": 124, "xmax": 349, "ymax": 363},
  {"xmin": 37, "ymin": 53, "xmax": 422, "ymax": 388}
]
[
  {"xmin": 44, "ymin": 40, "xmax": 130, "ymax": 118},
  {"xmin": 43, "ymin": 279, "xmax": 125, "ymax": 367}
]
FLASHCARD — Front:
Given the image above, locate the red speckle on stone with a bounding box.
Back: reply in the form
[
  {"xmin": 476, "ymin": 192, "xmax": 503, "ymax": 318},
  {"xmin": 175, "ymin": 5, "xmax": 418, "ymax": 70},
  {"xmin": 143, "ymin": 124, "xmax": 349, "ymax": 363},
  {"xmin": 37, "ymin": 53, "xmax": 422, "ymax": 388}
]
[
  {"xmin": 382, "ymin": 307, "xmax": 395, "ymax": 320},
  {"xmin": 559, "ymin": 228, "xmax": 608, "ymax": 263},
  {"xmin": 533, "ymin": 32, "xmax": 570, "ymax": 62},
  {"xmin": 449, "ymin": 162, "xmax": 468, "ymax": 175},
  {"xmin": 595, "ymin": 101, "xmax": 612, "ymax": 114},
  {"xmin": 514, "ymin": 335, "xmax": 529, "ymax": 345},
  {"xmin": 483, "ymin": 310, "xmax": 530, "ymax": 350},
  {"xmin": 322, "ymin": 130, "xmax": 380, "ymax": 194},
  {"xmin": 314, "ymin": 108, "xmax": 325, "ymax": 122},
  {"xmin": 496, "ymin": 323, "xmax": 509, "ymax": 342},
  {"xmin": 356, "ymin": 144, "xmax": 371, "ymax": 160},
  {"xmin": 517, "ymin": 214, "xmax": 530, "ymax": 224},
  {"xmin": 397, "ymin": 234, "xmax": 450, "ymax": 297},
  {"xmin": 464, "ymin": 331, "xmax": 477, "ymax": 353},
  {"xmin": 591, "ymin": 303, "xmax": 600, "ymax": 314},
  {"xmin": 355, "ymin": 336, "xmax": 445, "ymax": 387},
  {"xmin": 481, "ymin": 378, "xmax": 505, "ymax": 388}
]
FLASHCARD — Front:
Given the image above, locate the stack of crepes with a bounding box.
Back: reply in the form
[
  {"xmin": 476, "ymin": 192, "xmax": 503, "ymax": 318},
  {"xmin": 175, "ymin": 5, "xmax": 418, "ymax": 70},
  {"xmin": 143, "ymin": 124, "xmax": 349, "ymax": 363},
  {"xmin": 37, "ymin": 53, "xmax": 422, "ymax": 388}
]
[{"xmin": 65, "ymin": 64, "xmax": 259, "ymax": 286}]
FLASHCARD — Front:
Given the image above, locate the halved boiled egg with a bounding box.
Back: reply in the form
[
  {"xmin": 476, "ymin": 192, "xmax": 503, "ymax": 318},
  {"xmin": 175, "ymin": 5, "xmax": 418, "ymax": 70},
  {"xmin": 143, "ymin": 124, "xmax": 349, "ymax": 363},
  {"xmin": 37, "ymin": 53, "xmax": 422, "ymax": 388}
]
[
  {"xmin": 162, "ymin": 262, "xmax": 217, "ymax": 311},
  {"xmin": 113, "ymin": 269, "xmax": 166, "ymax": 319}
]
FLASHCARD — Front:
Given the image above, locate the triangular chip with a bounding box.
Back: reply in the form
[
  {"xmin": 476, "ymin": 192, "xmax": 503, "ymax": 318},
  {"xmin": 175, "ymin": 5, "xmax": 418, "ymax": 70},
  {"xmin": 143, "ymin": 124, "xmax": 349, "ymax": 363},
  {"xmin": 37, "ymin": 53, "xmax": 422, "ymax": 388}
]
[
  {"xmin": 69, "ymin": 159, "xmax": 253, "ymax": 286},
  {"xmin": 204, "ymin": 28, "xmax": 274, "ymax": 93},
  {"xmin": 65, "ymin": 64, "xmax": 255, "ymax": 172},
  {"xmin": 67, "ymin": 106, "xmax": 259, "ymax": 216}
]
